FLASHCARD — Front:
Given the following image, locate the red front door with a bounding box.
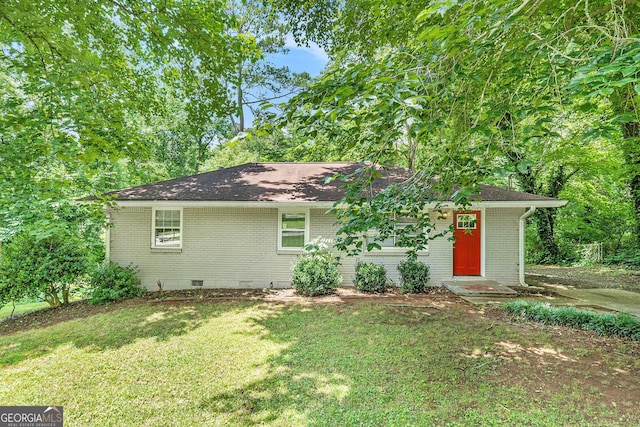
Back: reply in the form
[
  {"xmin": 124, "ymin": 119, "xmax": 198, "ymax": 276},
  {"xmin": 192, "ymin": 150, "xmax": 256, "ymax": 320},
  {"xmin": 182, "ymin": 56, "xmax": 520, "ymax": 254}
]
[{"xmin": 453, "ymin": 211, "xmax": 481, "ymax": 276}]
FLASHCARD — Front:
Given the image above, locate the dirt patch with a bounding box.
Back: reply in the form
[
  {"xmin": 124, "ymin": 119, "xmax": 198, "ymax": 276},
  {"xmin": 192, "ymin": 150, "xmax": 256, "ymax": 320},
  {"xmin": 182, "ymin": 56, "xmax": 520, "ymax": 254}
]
[
  {"xmin": 141, "ymin": 288, "xmax": 267, "ymax": 300},
  {"xmin": 263, "ymin": 285, "xmax": 451, "ymax": 305},
  {"xmin": 526, "ymin": 265, "xmax": 640, "ymax": 292},
  {"xmin": 484, "ymin": 306, "xmax": 640, "ymax": 420}
]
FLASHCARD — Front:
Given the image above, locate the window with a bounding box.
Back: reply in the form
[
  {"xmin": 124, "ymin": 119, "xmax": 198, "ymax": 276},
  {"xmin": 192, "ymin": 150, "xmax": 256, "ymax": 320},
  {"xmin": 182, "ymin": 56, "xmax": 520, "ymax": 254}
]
[
  {"xmin": 456, "ymin": 213, "xmax": 477, "ymax": 230},
  {"xmin": 153, "ymin": 208, "xmax": 182, "ymax": 248},
  {"xmin": 278, "ymin": 210, "xmax": 308, "ymax": 250},
  {"xmin": 366, "ymin": 218, "xmax": 420, "ymax": 249}
]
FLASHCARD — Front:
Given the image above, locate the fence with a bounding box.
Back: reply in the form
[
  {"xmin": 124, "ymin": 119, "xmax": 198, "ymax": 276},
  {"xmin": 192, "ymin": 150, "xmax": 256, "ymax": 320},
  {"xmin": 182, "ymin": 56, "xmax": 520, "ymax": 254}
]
[{"xmin": 578, "ymin": 242, "xmax": 603, "ymax": 264}]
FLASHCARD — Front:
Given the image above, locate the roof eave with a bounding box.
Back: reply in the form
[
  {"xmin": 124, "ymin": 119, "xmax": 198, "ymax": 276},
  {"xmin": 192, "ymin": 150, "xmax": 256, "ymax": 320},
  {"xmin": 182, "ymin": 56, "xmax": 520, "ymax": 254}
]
[
  {"xmin": 111, "ymin": 200, "xmax": 337, "ymax": 209},
  {"xmin": 454, "ymin": 200, "xmax": 568, "ymax": 209},
  {"xmin": 111, "ymin": 199, "xmax": 568, "ymax": 209}
]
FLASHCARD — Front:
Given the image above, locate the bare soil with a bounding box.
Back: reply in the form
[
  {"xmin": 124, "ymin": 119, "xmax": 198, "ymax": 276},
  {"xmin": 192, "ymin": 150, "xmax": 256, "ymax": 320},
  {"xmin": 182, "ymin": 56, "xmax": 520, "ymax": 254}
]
[
  {"xmin": 526, "ymin": 264, "xmax": 640, "ymax": 291},
  {"xmin": 486, "ymin": 305, "xmax": 640, "ymax": 419}
]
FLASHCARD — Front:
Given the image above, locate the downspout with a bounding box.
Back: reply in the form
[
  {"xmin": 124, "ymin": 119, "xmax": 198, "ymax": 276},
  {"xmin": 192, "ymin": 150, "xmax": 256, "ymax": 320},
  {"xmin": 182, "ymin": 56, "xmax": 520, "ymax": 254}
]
[
  {"xmin": 105, "ymin": 213, "xmax": 111, "ymax": 262},
  {"xmin": 518, "ymin": 206, "xmax": 536, "ymax": 286}
]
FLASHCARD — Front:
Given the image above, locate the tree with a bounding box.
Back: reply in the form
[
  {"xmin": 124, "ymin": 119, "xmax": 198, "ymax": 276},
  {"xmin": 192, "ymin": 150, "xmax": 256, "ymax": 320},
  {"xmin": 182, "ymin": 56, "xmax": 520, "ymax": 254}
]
[
  {"xmin": 0, "ymin": 0, "xmax": 251, "ymax": 237},
  {"xmin": 227, "ymin": 0, "xmax": 310, "ymax": 133},
  {"xmin": 272, "ymin": 0, "xmax": 640, "ymax": 261}
]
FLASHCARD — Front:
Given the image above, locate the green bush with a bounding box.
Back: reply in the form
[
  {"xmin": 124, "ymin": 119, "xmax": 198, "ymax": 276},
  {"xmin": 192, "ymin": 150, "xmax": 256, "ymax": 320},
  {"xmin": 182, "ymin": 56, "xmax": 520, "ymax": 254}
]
[
  {"xmin": 354, "ymin": 262, "xmax": 388, "ymax": 293},
  {"xmin": 605, "ymin": 246, "xmax": 640, "ymax": 268},
  {"xmin": 291, "ymin": 240, "xmax": 342, "ymax": 296},
  {"xmin": 503, "ymin": 300, "xmax": 640, "ymax": 341},
  {"xmin": 89, "ymin": 262, "xmax": 145, "ymax": 305},
  {"xmin": 398, "ymin": 259, "xmax": 430, "ymax": 293},
  {"xmin": 0, "ymin": 230, "xmax": 90, "ymax": 307}
]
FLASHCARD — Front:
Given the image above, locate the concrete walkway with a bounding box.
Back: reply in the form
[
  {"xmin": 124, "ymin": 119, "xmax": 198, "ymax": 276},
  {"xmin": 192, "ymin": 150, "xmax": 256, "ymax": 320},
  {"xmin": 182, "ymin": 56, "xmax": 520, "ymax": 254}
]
[
  {"xmin": 546, "ymin": 286, "xmax": 640, "ymax": 317},
  {"xmin": 459, "ymin": 281, "xmax": 640, "ymax": 318}
]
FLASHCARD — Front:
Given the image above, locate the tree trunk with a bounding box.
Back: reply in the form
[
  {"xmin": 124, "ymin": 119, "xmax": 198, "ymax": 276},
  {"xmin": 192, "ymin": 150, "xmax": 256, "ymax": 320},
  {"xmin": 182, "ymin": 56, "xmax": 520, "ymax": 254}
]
[
  {"xmin": 507, "ymin": 147, "xmax": 568, "ymax": 264},
  {"xmin": 622, "ymin": 121, "xmax": 640, "ymax": 244},
  {"xmin": 534, "ymin": 165, "xmax": 574, "ymax": 263},
  {"xmin": 534, "ymin": 209, "xmax": 560, "ymax": 264},
  {"xmin": 194, "ymin": 133, "xmax": 206, "ymax": 174},
  {"xmin": 45, "ymin": 291, "xmax": 61, "ymax": 307},
  {"xmin": 237, "ymin": 64, "xmax": 245, "ymax": 133},
  {"xmin": 62, "ymin": 287, "xmax": 69, "ymax": 305}
]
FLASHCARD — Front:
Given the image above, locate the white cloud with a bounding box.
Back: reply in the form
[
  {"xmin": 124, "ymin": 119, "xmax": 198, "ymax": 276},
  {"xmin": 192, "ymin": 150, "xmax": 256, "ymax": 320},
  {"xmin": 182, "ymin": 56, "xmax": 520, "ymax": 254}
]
[{"xmin": 284, "ymin": 34, "xmax": 329, "ymax": 63}]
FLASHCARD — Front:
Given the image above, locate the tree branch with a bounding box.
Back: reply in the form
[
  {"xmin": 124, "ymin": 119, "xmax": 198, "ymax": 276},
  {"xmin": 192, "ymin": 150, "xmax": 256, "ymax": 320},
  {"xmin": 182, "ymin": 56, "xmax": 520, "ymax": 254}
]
[
  {"xmin": 0, "ymin": 12, "xmax": 48, "ymax": 71},
  {"xmin": 591, "ymin": 0, "xmax": 638, "ymax": 19},
  {"xmin": 243, "ymin": 88, "xmax": 303, "ymax": 105}
]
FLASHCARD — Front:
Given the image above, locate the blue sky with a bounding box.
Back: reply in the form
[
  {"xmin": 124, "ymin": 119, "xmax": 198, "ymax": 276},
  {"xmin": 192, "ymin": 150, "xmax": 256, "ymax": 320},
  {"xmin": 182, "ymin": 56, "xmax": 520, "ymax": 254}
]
[
  {"xmin": 243, "ymin": 38, "xmax": 328, "ymax": 126},
  {"xmin": 269, "ymin": 36, "xmax": 329, "ymax": 77}
]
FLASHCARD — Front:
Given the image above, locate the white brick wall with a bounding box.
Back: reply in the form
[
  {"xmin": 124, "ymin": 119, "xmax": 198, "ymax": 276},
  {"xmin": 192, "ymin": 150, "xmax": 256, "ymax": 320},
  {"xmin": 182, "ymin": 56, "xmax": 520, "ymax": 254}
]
[
  {"xmin": 107, "ymin": 206, "xmax": 523, "ymax": 290},
  {"xmin": 484, "ymin": 207, "xmax": 524, "ymax": 285}
]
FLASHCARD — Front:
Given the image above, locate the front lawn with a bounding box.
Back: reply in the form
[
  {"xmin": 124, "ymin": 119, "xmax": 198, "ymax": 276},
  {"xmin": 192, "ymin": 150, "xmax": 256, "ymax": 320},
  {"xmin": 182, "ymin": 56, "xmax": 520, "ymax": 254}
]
[
  {"xmin": 1, "ymin": 297, "xmax": 639, "ymax": 426},
  {"xmin": 0, "ymin": 300, "xmax": 49, "ymax": 319}
]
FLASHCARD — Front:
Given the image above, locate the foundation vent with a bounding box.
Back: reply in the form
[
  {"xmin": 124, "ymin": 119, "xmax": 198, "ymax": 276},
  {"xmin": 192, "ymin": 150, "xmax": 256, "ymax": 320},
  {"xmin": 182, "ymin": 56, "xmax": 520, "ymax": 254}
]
[{"xmin": 191, "ymin": 280, "xmax": 204, "ymax": 287}]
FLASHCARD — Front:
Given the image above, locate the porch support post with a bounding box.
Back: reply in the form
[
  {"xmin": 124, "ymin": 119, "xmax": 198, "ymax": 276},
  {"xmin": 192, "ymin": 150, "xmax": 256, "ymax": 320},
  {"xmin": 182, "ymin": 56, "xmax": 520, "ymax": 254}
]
[{"xmin": 518, "ymin": 206, "xmax": 536, "ymax": 286}]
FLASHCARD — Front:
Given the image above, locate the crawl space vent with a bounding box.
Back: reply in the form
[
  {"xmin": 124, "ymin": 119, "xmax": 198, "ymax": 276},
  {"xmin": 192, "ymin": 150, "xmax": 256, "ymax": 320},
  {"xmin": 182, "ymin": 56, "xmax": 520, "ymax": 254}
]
[{"xmin": 191, "ymin": 280, "xmax": 204, "ymax": 287}]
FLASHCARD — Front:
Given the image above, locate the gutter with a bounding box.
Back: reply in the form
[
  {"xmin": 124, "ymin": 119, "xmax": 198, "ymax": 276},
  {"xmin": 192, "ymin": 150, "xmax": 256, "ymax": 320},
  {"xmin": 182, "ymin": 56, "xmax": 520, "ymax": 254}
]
[{"xmin": 518, "ymin": 206, "xmax": 536, "ymax": 286}]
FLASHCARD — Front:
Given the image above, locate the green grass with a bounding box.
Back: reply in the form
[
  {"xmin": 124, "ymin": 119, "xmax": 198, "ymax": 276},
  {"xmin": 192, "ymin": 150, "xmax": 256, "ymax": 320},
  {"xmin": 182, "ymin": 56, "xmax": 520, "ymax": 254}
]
[
  {"xmin": 0, "ymin": 300, "xmax": 637, "ymax": 426},
  {"xmin": 0, "ymin": 301, "xmax": 49, "ymax": 319}
]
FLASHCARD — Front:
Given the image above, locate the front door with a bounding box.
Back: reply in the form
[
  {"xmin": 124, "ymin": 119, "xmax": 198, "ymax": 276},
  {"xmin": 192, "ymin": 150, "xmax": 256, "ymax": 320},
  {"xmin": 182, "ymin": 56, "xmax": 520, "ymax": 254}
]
[{"xmin": 453, "ymin": 211, "xmax": 481, "ymax": 276}]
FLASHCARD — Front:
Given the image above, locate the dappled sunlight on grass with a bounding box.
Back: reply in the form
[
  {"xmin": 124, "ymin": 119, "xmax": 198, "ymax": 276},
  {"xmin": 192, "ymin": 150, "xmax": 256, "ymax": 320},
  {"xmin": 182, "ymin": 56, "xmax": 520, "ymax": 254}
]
[
  {"xmin": 462, "ymin": 340, "xmax": 579, "ymax": 364},
  {"xmin": 0, "ymin": 304, "xmax": 209, "ymax": 367},
  {"xmin": 495, "ymin": 340, "xmax": 578, "ymax": 363},
  {"xmin": 292, "ymin": 372, "xmax": 351, "ymax": 401},
  {"xmin": 1, "ymin": 302, "xmax": 295, "ymax": 426},
  {"xmin": 1, "ymin": 300, "xmax": 638, "ymax": 425}
]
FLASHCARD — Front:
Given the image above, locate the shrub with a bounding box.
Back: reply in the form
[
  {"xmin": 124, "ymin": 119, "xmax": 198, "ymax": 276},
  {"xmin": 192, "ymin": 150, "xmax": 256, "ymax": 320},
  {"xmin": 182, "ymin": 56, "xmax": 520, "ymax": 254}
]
[
  {"xmin": 354, "ymin": 262, "xmax": 388, "ymax": 293},
  {"xmin": 605, "ymin": 246, "xmax": 640, "ymax": 268},
  {"xmin": 502, "ymin": 301, "xmax": 640, "ymax": 341},
  {"xmin": 89, "ymin": 262, "xmax": 145, "ymax": 305},
  {"xmin": 398, "ymin": 259, "xmax": 430, "ymax": 293},
  {"xmin": 291, "ymin": 239, "xmax": 342, "ymax": 296},
  {"xmin": 0, "ymin": 229, "xmax": 90, "ymax": 307}
]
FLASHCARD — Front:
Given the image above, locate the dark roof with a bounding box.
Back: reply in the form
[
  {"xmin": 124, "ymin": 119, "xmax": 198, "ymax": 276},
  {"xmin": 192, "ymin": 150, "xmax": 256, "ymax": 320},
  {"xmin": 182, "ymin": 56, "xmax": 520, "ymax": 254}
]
[{"xmin": 108, "ymin": 162, "xmax": 561, "ymax": 204}]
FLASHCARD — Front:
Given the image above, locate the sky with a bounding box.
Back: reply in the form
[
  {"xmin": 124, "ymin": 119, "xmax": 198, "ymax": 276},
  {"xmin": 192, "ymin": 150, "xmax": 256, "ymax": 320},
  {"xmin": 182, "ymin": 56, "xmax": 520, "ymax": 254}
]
[
  {"xmin": 270, "ymin": 35, "xmax": 329, "ymax": 77},
  {"xmin": 242, "ymin": 37, "xmax": 329, "ymax": 126}
]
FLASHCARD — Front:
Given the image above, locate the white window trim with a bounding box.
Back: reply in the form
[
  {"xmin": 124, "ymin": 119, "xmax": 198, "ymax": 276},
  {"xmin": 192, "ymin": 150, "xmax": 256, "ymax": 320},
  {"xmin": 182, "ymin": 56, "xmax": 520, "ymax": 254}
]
[
  {"xmin": 363, "ymin": 219, "xmax": 428, "ymax": 254},
  {"xmin": 277, "ymin": 208, "xmax": 310, "ymax": 251},
  {"xmin": 151, "ymin": 207, "xmax": 183, "ymax": 249}
]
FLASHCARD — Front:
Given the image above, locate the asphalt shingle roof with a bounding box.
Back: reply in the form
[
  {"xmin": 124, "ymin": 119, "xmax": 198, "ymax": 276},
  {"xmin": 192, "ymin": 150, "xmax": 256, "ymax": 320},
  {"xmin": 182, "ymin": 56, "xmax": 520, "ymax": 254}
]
[{"xmin": 108, "ymin": 162, "xmax": 561, "ymax": 204}]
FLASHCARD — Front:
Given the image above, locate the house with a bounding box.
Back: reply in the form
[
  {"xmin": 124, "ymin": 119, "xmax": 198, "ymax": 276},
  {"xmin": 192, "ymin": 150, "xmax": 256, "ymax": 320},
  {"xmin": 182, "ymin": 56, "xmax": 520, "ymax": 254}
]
[{"xmin": 105, "ymin": 162, "xmax": 566, "ymax": 291}]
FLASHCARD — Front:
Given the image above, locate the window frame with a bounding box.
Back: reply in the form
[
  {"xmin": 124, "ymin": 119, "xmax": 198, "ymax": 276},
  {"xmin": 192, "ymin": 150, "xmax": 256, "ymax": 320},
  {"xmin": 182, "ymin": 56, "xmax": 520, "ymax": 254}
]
[
  {"xmin": 456, "ymin": 213, "xmax": 477, "ymax": 230},
  {"xmin": 151, "ymin": 207, "xmax": 183, "ymax": 249},
  {"xmin": 364, "ymin": 217, "xmax": 426, "ymax": 253},
  {"xmin": 277, "ymin": 209, "xmax": 310, "ymax": 251}
]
